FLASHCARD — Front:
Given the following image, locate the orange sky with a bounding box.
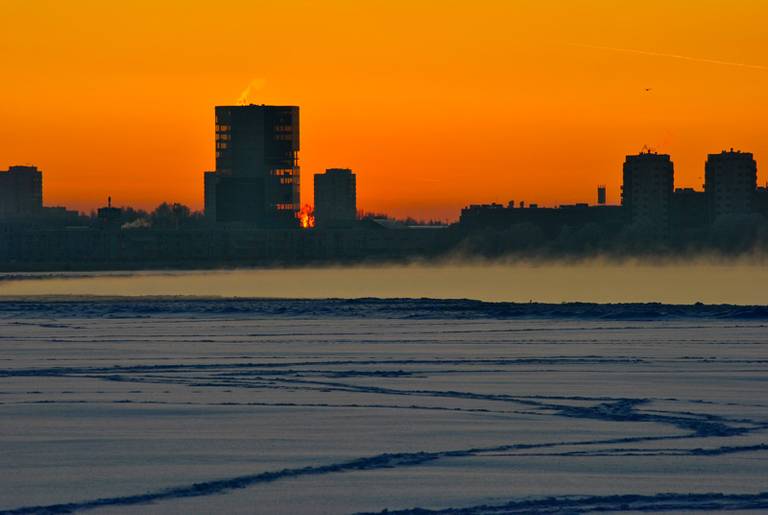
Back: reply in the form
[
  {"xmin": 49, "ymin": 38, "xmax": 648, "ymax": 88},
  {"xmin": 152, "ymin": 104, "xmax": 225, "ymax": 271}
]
[{"xmin": 2, "ymin": 0, "xmax": 768, "ymax": 221}]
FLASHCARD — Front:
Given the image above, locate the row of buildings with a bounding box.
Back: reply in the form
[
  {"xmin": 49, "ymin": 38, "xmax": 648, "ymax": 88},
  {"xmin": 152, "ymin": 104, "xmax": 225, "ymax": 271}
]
[
  {"xmin": 0, "ymin": 105, "xmax": 359, "ymax": 230},
  {"xmin": 193, "ymin": 104, "xmax": 768, "ymax": 241},
  {"xmin": 0, "ymin": 104, "xmax": 768, "ymax": 255},
  {"xmin": 622, "ymin": 149, "xmax": 763, "ymax": 237},
  {"xmin": 460, "ymin": 148, "xmax": 767, "ymax": 239},
  {"xmin": 0, "ymin": 165, "xmax": 81, "ymax": 225},
  {"xmin": 202, "ymin": 104, "xmax": 357, "ymax": 229}
]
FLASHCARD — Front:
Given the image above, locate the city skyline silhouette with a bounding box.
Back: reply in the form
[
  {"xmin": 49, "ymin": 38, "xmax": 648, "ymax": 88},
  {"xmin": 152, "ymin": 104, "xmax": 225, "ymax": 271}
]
[
  {"xmin": 4, "ymin": 4, "xmax": 768, "ymax": 515},
  {"xmin": 3, "ymin": 1, "xmax": 768, "ymax": 219},
  {"xmin": 3, "ymin": 100, "xmax": 766, "ymax": 225}
]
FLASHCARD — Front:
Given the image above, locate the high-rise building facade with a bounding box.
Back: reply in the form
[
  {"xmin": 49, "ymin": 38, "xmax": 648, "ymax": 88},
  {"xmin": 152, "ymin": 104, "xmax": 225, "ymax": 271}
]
[
  {"xmin": 704, "ymin": 149, "xmax": 757, "ymax": 222},
  {"xmin": 204, "ymin": 104, "xmax": 300, "ymax": 227},
  {"xmin": 0, "ymin": 165, "xmax": 43, "ymax": 218},
  {"xmin": 314, "ymin": 168, "xmax": 357, "ymax": 228},
  {"xmin": 622, "ymin": 151, "xmax": 674, "ymax": 237}
]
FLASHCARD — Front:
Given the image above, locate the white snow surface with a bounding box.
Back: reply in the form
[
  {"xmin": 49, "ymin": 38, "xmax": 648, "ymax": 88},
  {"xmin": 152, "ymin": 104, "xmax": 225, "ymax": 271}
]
[{"xmin": 1, "ymin": 298, "xmax": 767, "ymax": 514}]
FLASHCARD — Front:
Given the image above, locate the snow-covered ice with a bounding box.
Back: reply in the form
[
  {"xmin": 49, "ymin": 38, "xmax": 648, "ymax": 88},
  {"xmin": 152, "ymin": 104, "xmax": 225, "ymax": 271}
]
[{"xmin": 1, "ymin": 298, "xmax": 767, "ymax": 513}]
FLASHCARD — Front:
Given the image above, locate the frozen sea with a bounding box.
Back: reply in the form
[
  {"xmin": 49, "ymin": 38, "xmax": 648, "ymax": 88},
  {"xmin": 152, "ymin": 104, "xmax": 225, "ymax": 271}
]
[{"xmin": 0, "ymin": 295, "xmax": 767, "ymax": 514}]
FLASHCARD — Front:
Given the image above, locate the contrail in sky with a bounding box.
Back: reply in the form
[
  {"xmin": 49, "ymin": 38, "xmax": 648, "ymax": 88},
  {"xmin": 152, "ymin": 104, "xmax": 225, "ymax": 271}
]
[{"xmin": 570, "ymin": 43, "xmax": 768, "ymax": 71}]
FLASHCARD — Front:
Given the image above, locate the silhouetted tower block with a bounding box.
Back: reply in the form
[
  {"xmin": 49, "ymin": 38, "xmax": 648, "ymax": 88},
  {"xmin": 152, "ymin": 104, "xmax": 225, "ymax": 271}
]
[
  {"xmin": 314, "ymin": 168, "xmax": 357, "ymax": 228},
  {"xmin": 622, "ymin": 151, "xmax": 674, "ymax": 238},
  {"xmin": 597, "ymin": 185, "xmax": 606, "ymax": 205},
  {"xmin": 204, "ymin": 104, "xmax": 300, "ymax": 227},
  {"xmin": 704, "ymin": 149, "xmax": 757, "ymax": 222},
  {"xmin": 0, "ymin": 165, "xmax": 43, "ymax": 218}
]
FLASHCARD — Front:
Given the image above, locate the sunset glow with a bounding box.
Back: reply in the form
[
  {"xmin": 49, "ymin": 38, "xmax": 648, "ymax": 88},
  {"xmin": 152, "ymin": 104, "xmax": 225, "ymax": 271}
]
[
  {"xmin": 3, "ymin": 1, "xmax": 768, "ymax": 220},
  {"xmin": 298, "ymin": 204, "xmax": 315, "ymax": 229}
]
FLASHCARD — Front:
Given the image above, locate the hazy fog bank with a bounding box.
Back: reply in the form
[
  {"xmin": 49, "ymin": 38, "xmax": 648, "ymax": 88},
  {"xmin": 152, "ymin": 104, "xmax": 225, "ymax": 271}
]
[{"xmin": 1, "ymin": 259, "xmax": 767, "ymax": 304}]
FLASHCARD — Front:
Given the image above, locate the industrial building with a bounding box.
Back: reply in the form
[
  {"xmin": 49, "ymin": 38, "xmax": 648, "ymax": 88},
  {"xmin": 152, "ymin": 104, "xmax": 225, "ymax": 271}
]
[
  {"xmin": 314, "ymin": 168, "xmax": 357, "ymax": 228},
  {"xmin": 704, "ymin": 149, "xmax": 757, "ymax": 222},
  {"xmin": 621, "ymin": 151, "xmax": 674, "ymax": 237},
  {"xmin": 0, "ymin": 165, "xmax": 43, "ymax": 218},
  {"xmin": 204, "ymin": 105, "xmax": 300, "ymax": 227}
]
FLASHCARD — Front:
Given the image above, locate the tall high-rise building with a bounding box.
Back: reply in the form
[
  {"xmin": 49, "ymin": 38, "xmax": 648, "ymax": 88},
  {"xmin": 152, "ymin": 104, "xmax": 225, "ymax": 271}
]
[
  {"xmin": 622, "ymin": 151, "xmax": 674, "ymax": 237},
  {"xmin": 704, "ymin": 149, "xmax": 757, "ymax": 222},
  {"xmin": 314, "ymin": 168, "xmax": 357, "ymax": 228},
  {"xmin": 204, "ymin": 104, "xmax": 300, "ymax": 227},
  {"xmin": 0, "ymin": 165, "xmax": 43, "ymax": 218}
]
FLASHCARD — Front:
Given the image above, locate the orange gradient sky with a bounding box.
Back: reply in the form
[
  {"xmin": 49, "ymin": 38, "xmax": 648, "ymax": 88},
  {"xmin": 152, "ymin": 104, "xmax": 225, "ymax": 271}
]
[{"xmin": 2, "ymin": 0, "xmax": 768, "ymax": 220}]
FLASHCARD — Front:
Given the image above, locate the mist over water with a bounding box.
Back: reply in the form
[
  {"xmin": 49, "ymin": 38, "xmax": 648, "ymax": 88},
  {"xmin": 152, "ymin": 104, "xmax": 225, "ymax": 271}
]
[{"xmin": 1, "ymin": 261, "xmax": 767, "ymax": 304}]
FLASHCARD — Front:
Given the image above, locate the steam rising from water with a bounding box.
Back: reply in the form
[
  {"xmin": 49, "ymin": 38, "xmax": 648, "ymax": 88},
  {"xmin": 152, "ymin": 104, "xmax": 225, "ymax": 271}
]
[{"xmin": 1, "ymin": 261, "xmax": 767, "ymax": 304}]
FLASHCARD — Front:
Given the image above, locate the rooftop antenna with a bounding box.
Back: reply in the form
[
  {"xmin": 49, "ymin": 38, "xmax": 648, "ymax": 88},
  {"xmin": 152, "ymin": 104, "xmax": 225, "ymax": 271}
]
[
  {"xmin": 108, "ymin": 196, "xmax": 112, "ymax": 208},
  {"xmin": 641, "ymin": 144, "xmax": 654, "ymax": 154}
]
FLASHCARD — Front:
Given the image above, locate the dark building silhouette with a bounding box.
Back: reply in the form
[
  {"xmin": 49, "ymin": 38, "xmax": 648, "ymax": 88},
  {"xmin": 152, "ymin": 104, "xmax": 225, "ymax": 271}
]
[
  {"xmin": 622, "ymin": 151, "xmax": 674, "ymax": 237},
  {"xmin": 704, "ymin": 149, "xmax": 757, "ymax": 222},
  {"xmin": 597, "ymin": 185, "xmax": 606, "ymax": 205},
  {"xmin": 97, "ymin": 197, "xmax": 122, "ymax": 229},
  {"xmin": 204, "ymin": 105, "xmax": 300, "ymax": 227},
  {"xmin": 314, "ymin": 168, "xmax": 357, "ymax": 228},
  {"xmin": 459, "ymin": 202, "xmax": 622, "ymax": 240},
  {"xmin": 671, "ymin": 187, "xmax": 707, "ymax": 235},
  {"xmin": 755, "ymin": 186, "xmax": 768, "ymax": 219},
  {"xmin": 41, "ymin": 206, "xmax": 81, "ymax": 225},
  {"xmin": 0, "ymin": 165, "xmax": 42, "ymax": 218},
  {"xmin": 203, "ymin": 171, "xmax": 218, "ymax": 222}
]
